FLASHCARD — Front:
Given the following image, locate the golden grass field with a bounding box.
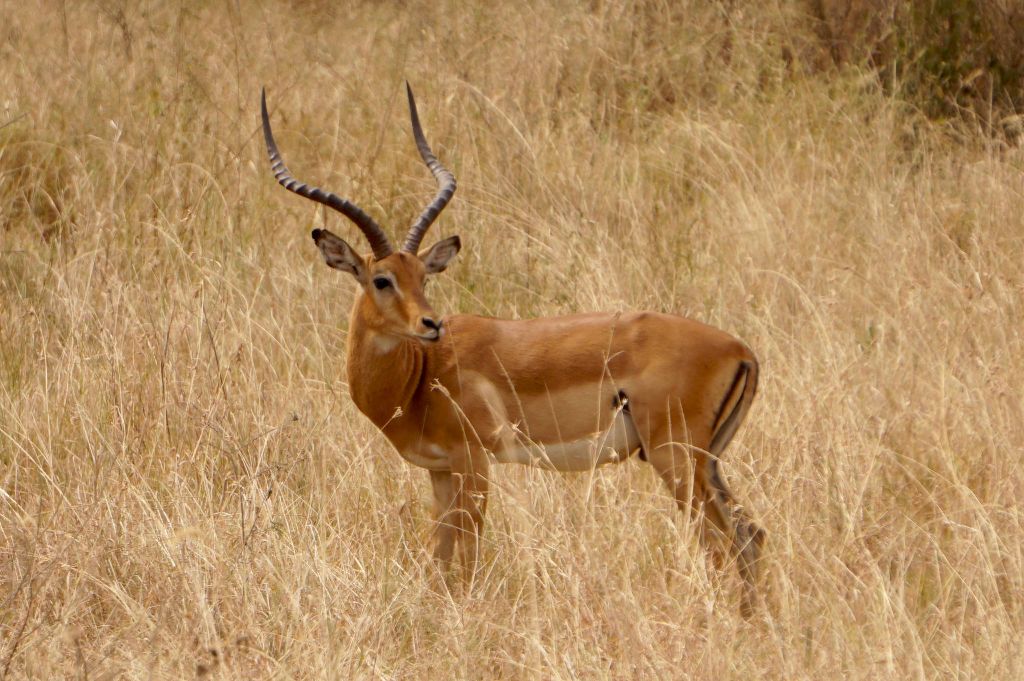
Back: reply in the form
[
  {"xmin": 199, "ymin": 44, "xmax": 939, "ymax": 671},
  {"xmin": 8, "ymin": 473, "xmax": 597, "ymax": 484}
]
[{"xmin": 2, "ymin": 2, "xmax": 1023, "ymax": 679}]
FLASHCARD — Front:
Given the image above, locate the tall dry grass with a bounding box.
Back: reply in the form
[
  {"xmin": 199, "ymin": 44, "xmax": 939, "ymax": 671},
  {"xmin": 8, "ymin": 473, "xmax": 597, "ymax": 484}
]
[{"xmin": 2, "ymin": 2, "xmax": 1023, "ymax": 679}]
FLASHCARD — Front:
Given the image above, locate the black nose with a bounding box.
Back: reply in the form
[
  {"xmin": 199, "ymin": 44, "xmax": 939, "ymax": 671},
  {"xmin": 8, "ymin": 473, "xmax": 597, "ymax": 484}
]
[{"xmin": 421, "ymin": 317, "xmax": 441, "ymax": 331}]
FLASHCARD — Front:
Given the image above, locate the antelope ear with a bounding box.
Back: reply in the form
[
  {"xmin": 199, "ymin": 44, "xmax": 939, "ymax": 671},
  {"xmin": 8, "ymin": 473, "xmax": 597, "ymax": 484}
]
[
  {"xmin": 419, "ymin": 235, "xmax": 461, "ymax": 274},
  {"xmin": 312, "ymin": 229, "xmax": 366, "ymax": 282}
]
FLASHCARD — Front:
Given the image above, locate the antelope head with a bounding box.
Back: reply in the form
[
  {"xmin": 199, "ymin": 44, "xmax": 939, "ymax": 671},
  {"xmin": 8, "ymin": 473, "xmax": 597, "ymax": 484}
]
[{"xmin": 261, "ymin": 84, "xmax": 460, "ymax": 343}]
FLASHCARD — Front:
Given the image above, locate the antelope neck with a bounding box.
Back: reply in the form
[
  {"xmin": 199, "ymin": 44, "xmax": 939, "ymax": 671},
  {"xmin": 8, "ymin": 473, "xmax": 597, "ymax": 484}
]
[{"xmin": 345, "ymin": 304, "xmax": 428, "ymax": 430}]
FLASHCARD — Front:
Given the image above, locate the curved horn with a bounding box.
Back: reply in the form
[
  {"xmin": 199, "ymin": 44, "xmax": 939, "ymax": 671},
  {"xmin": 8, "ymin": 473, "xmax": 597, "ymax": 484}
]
[
  {"xmin": 261, "ymin": 89, "xmax": 393, "ymax": 261},
  {"xmin": 402, "ymin": 83, "xmax": 457, "ymax": 254}
]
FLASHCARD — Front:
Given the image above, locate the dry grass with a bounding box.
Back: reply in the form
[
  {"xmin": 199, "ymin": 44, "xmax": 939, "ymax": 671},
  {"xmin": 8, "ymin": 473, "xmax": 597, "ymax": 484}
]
[{"xmin": 2, "ymin": 2, "xmax": 1023, "ymax": 679}]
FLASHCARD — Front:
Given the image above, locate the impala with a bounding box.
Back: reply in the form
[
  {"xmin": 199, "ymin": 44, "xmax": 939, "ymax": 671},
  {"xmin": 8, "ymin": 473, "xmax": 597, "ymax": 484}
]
[{"xmin": 261, "ymin": 85, "xmax": 765, "ymax": 615}]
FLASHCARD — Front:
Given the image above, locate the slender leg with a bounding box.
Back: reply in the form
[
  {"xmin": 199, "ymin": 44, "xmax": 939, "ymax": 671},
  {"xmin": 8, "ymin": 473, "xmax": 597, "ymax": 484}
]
[
  {"xmin": 644, "ymin": 420, "xmax": 763, "ymax": 616},
  {"xmin": 452, "ymin": 449, "xmax": 490, "ymax": 582},
  {"xmin": 705, "ymin": 455, "xmax": 765, "ymax": 617},
  {"xmin": 645, "ymin": 437, "xmax": 730, "ymax": 559},
  {"xmin": 429, "ymin": 470, "xmax": 458, "ymax": 575}
]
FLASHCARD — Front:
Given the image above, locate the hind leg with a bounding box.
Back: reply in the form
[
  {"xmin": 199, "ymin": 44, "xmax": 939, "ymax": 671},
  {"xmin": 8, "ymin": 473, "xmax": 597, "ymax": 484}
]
[
  {"xmin": 705, "ymin": 454, "xmax": 765, "ymax": 617},
  {"xmin": 644, "ymin": 418, "xmax": 763, "ymax": 616},
  {"xmin": 644, "ymin": 430, "xmax": 732, "ymax": 564}
]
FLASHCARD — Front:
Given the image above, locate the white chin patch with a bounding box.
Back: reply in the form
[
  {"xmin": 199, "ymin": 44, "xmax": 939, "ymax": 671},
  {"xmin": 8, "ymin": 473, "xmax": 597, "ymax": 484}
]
[{"xmin": 373, "ymin": 335, "xmax": 401, "ymax": 353}]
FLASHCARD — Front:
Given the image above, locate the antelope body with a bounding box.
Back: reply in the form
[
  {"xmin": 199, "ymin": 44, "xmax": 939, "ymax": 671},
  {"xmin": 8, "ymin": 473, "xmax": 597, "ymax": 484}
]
[{"xmin": 261, "ymin": 85, "xmax": 765, "ymax": 615}]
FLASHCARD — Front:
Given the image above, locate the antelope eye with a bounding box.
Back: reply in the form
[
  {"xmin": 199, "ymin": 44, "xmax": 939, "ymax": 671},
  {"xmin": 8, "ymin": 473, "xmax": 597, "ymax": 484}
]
[{"xmin": 373, "ymin": 277, "xmax": 392, "ymax": 291}]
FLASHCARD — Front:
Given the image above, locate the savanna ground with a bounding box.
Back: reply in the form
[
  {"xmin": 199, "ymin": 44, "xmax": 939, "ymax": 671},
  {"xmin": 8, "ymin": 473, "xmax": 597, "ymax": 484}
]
[{"xmin": 2, "ymin": 2, "xmax": 1023, "ymax": 679}]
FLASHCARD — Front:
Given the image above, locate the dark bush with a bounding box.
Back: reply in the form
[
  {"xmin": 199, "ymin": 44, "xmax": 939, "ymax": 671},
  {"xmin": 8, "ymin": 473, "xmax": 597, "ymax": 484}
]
[{"xmin": 806, "ymin": 0, "xmax": 1024, "ymax": 129}]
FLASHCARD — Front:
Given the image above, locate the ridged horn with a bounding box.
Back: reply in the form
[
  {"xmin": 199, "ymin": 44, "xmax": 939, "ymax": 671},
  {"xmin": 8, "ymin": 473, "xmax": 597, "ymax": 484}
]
[
  {"xmin": 261, "ymin": 88, "xmax": 394, "ymax": 260},
  {"xmin": 402, "ymin": 83, "xmax": 457, "ymax": 254}
]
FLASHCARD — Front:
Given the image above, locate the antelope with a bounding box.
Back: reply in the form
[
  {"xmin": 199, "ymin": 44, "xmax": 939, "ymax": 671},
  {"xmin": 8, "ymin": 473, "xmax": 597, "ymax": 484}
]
[{"xmin": 260, "ymin": 85, "xmax": 765, "ymax": 615}]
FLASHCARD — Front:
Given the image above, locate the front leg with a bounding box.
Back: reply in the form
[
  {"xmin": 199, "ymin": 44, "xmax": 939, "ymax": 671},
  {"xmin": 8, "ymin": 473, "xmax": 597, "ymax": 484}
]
[
  {"xmin": 451, "ymin": 447, "xmax": 490, "ymax": 582},
  {"xmin": 429, "ymin": 470, "xmax": 458, "ymax": 575}
]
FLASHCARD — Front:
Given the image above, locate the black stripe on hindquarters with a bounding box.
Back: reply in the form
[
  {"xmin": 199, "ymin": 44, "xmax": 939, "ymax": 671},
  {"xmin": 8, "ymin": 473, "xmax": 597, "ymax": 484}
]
[
  {"xmin": 708, "ymin": 361, "xmax": 751, "ymax": 456},
  {"xmin": 711, "ymin": 362, "xmax": 746, "ymax": 436},
  {"xmin": 612, "ymin": 390, "xmax": 646, "ymax": 461}
]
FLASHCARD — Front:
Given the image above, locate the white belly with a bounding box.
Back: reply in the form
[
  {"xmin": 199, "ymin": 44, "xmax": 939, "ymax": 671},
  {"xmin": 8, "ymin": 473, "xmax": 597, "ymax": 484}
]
[
  {"xmin": 396, "ymin": 443, "xmax": 451, "ymax": 471},
  {"xmin": 490, "ymin": 406, "xmax": 643, "ymax": 471},
  {"xmin": 395, "ymin": 374, "xmax": 644, "ymax": 472}
]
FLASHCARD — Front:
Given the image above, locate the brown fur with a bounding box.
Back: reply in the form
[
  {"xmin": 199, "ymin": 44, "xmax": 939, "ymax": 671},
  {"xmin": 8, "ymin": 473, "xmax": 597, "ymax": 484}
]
[{"xmin": 322, "ymin": 241, "xmax": 765, "ymax": 615}]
